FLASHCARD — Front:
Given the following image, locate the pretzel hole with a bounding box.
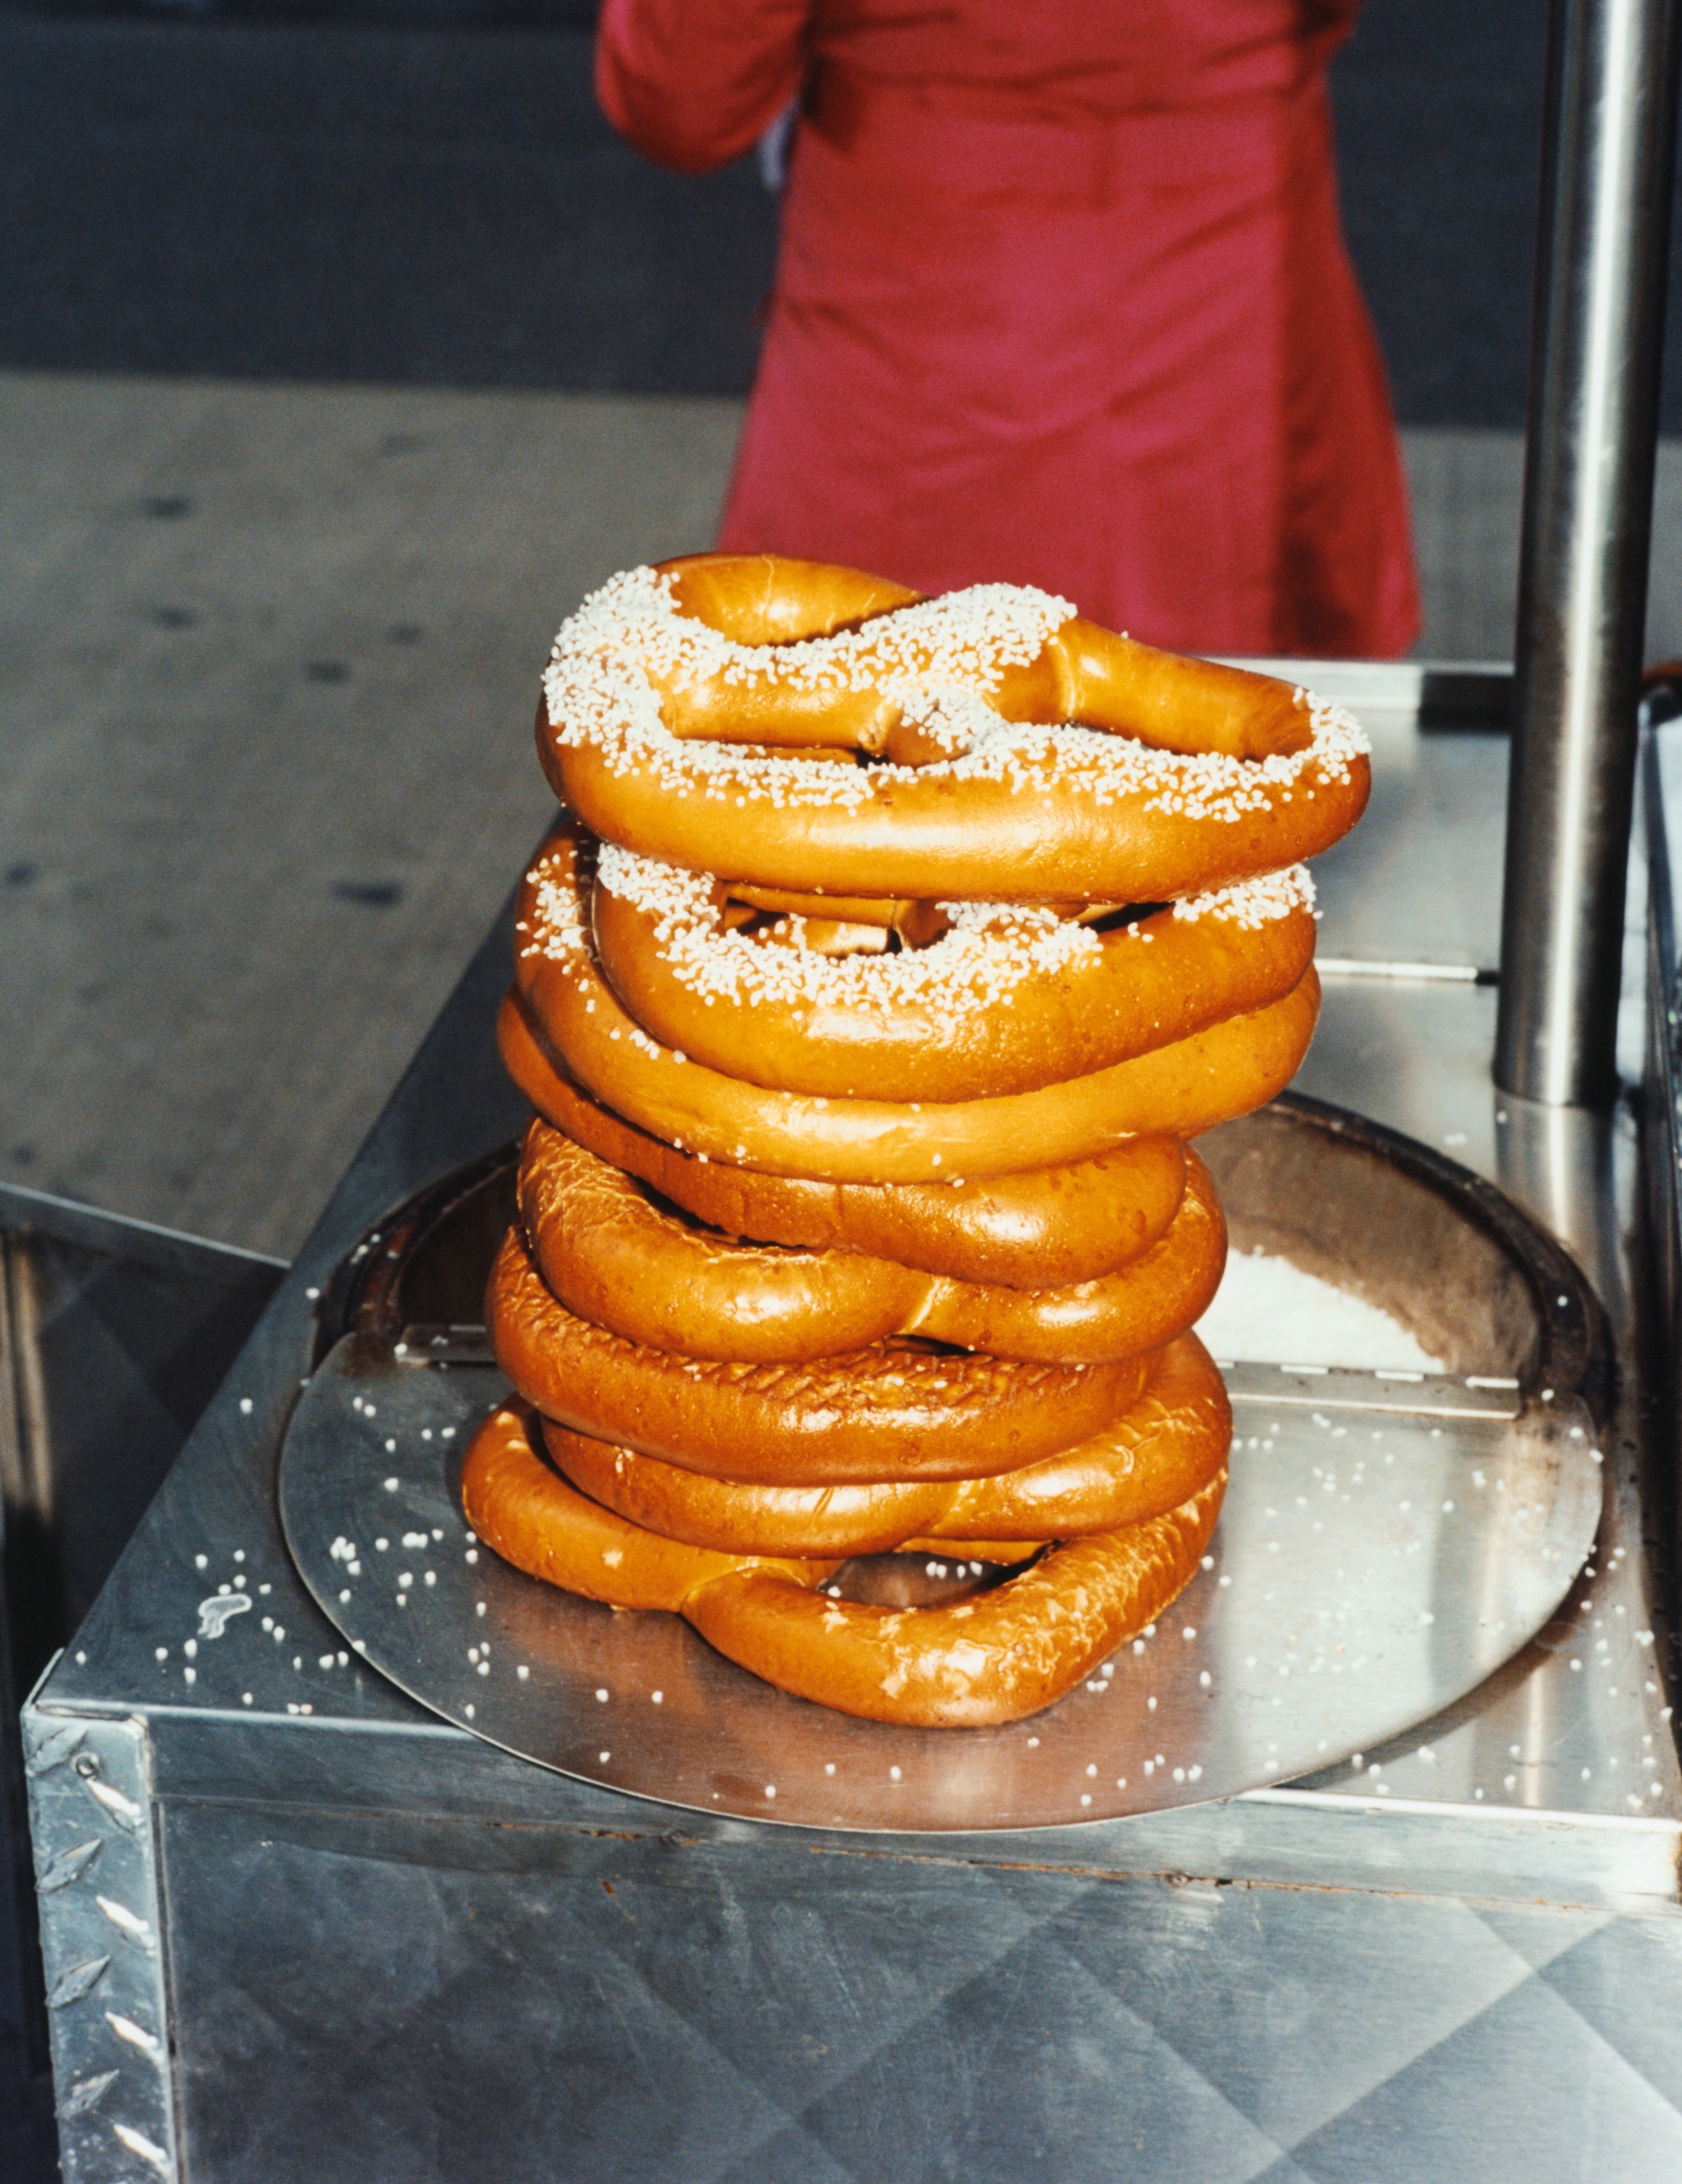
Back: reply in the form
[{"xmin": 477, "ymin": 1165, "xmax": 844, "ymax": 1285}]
[
  {"xmin": 627, "ymin": 1178, "xmax": 812, "ymax": 1257},
  {"xmin": 720, "ymin": 888, "xmax": 955, "ymax": 955},
  {"xmin": 1087, "ymin": 901, "xmax": 1167, "ymax": 934},
  {"xmin": 720, "ymin": 896, "xmax": 949, "ymax": 959},
  {"xmin": 821, "ymin": 1551, "xmax": 1040, "ymax": 1610},
  {"xmin": 719, "ymin": 745, "xmax": 864, "ymax": 766},
  {"xmin": 880, "ymin": 1332, "xmax": 971, "ymax": 1358}
]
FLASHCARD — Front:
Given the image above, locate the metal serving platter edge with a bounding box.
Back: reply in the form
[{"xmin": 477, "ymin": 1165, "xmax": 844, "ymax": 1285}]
[{"xmin": 280, "ymin": 1224, "xmax": 1604, "ymax": 1830}]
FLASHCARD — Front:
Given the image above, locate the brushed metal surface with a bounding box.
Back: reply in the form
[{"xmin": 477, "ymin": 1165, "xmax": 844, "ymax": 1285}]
[
  {"xmin": 277, "ymin": 1095, "xmax": 1608, "ymax": 1833},
  {"xmin": 1497, "ymin": 0, "xmax": 1681, "ymax": 1103},
  {"xmin": 139, "ymin": 1790, "xmax": 1682, "ymax": 2184},
  {"xmin": 279, "ymin": 1331, "xmax": 1602, "ymax": 1832}
]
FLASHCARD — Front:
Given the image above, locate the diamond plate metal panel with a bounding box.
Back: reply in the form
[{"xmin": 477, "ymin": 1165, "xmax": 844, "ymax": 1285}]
[
  {"xmin": 1287, "ymin": 1967, "xmax": 1682, "ymax": 2183},
  {"xmin": 25, "ymin": 1711, "xmax": 176, "ymax": 2183},
  {"xmin": 994, "ymin": 1870, "xmax": 1538, "ymax": 2154},
  {"xmin": 784, "ymin": 1934, "xmax": 1289, "ymax": 2184},
  {"xmin": 137, "ymin": 1788, "xmax": 1682, "ymax": 2184},
  {"xmin": 1522, "ymin": 1913, "xmax": 1682, "ymax": 2112}
]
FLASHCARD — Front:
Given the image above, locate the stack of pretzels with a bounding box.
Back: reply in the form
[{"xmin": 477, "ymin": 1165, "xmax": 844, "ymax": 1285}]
[{"xmin": 462, "ymin": 554, "xmax": 1369, "ymax": 1727}]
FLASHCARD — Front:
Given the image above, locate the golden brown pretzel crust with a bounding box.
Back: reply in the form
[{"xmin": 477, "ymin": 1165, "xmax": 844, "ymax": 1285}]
[
  {"xmin": 666, "ymin": 553, "xmax": 920, "ymax": 646},
  {"xmin": 468, "ymin": 553, "xmax": 1372, "ymax": 1722},
  {"xmin": 650, "ymin": 554, "xmax": 1309, "ymax": 761},
  {"xmin": 462, "ymin": 1400, "xmax": 1225, "ymax": 1725},
  {"xmin": 541, "ymin": 1332, "xmax": 1230, "ymax": 1556},
  {"xmin": 518, "ymin": 1121, "xmax": 1226, "ymax": 1365},
  {"xmin": 499, "ymin": 1003, "xmax": 1192, "ymax": 1287},
  {"xmin": 540, "ymin": 553, "xmax": 1368, "ymax": 902},
  {"xmin": 460, "ymin": 1400, "xmax": 835, "ymax": 1611},
  {"xmin": 684, "ymin": 1469, "xmax": 1225, "ymax": 1726},
  {"xmin": 549, "ymin": 727, "xmax": 1369, "ymax": 908},
  {"xmin": 488, "ymin": 1223, "xmax": 1151, "ymax": 1485},
  {"xmin": 515, "ymin": 825, "xmax": 1320, "ymax": 1183},
  {"xmin": 591, "ymin": 854, "xmax": 1318, "ymax": 1102}
]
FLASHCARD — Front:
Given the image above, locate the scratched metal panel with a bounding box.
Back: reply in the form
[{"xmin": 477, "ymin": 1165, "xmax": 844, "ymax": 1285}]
[{"xmin": 153, "ymin": 1794, "xmax": 1682, "ymax": 2184}]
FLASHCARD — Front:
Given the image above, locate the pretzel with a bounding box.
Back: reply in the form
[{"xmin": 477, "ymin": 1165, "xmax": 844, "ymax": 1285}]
[
  {"xmin": 519, "ymin": 1122, "xmax": 1225, "ymax": 1365},
  {"xmin": 462, "ymin": 1401, "xmax": 1225, "ymax": 1726},
  {"xmin": 686, "ymin": 1468, "xmax": 1225, "ymax": 1726},
  {"xmin": 515, "ymin": 825, "xmax": 1320, "ymax": 1183},
  {"xmin": 461, "ymin": 1400, "xmax": 834, "ymax": 1610},
  {"xmin": 651, "ymin": 556, "xmax": 1306, "ymax": 760},
  {"xmin": 538, "ymin": 556, "xmax": 1370, "ymax": 903},
  {"xmin": 499, "ymin": 1003, "xmax": 1191, "ymax": 1288},
  {"xmin": 461, "ymin": 549, "xmax": 1376, "ymax": 1730},
  {"xmin": 488, "ymin": 1224, "xmax": 1151, "ymax": 1486},
  {"xmin": 591, "ymin": 839, "xmax": 1318, "ymax": 1102},
  {"xmin": 542, "ymin": 1332, "xmax": 1229, "ymax": 1556}
]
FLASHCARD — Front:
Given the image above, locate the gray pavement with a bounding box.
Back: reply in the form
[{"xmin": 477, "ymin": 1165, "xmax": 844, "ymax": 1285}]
[
  {"xmin": 0, "ymin": 370, "xmax": 738, "ymax": 1255},
  {"xmin": 7, "ymin": 371, "xmax": 1682, "ymax": 1258}
]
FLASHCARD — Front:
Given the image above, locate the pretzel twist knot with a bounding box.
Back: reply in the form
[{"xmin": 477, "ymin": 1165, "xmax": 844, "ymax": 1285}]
[
  {"xmin": 465, "ymin": 554, "xmax": 1369, "ymax": 1727},
  {"xmin": 536, "ymin": 554, "xmax": 1370, "ymax": 903}
]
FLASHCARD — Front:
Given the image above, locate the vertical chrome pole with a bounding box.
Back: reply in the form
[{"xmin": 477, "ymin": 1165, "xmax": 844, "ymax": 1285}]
[{"xmin": 1496, "ymin": 0, "xmax": 1681, "ymax": 1106}]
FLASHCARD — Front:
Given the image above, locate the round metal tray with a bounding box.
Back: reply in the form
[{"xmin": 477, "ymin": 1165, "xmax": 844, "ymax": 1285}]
[{"xmin": 279, "ymin": 1096, "xmax": 1608, "ymax": 1832}]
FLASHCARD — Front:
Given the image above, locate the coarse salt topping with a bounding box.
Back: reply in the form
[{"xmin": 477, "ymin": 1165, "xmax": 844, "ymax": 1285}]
[
  {"xmin": 594, "ymin": 839, "xmax": 1316, "ymax": 1025},
  {"xmin": 551, "ymin": 564, "xmax": 1072, "ymax": 707},
  {"xmin": 1171, "ymin": 866, "xmax": 1317, "ymax": 928},
  {"xmin": 539, "ymin": 567, "xmax": 1369, "ymax": 824}
]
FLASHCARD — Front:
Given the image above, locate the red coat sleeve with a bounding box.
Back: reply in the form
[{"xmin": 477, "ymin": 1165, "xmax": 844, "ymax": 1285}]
[
  {"xmin": 596, "ymin": 0, "xmax": 813, "ymax": 174},
  {"xmin": 1301, "ymin": 0, "xmax": 1362, "ymax": 66}
]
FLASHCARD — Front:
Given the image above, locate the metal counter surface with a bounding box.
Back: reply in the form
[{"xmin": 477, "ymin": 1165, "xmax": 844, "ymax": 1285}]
[
  {"xmin": 39, "ymin": 697, "xmax": 1673, "ymax": 1855},
  {"xmin": 0, "ymin": 1189, "xmax": 285, "ymax": 2184},
  {"xmin": 24, "ymin": 684, "xmax": 1682, "ymax": 2184}
]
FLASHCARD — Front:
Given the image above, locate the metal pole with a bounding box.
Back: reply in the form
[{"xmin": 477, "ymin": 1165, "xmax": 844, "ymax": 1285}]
[{"xmin": 1496, "ymin": 0, "xmax": 1681, "ymax": 1106}]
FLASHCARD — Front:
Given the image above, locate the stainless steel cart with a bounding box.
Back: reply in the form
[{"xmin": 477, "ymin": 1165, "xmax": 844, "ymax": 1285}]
[
  {"xmin": 21, "ymin": 668, "xmax": 1682, "ymax": 2184},
  {"xmin": 0, "ymin": 1189, "xmax": 281, "ymax": 2180}
]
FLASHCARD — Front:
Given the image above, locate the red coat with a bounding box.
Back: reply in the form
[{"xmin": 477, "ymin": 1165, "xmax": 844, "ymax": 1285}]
[{"xmin": 598, "ymin": 1, "xmax": 1419, "ymax": 658}]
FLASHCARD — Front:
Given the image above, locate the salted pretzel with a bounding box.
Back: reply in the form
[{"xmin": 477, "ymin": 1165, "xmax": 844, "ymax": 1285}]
[
  {"xmin": 650, "ymin": 556, "xmax": 1303, "ymax": 757},
  {"xmin": 462, "ymin": 1401, "xmax": 1225, "ymax": 1726},
  {"xmin": 688, "ymin": 1469, "xmax": 1225, "ymax": 1727},
  {"xmin": 537, "ymin": 556, "xmax": 1370, "ymax": 903},
  {"xmin": 591, "ymin": 839, "xmax": 1317, "ymax": 1103},
  {"xmin": 514, "ymin": 825, "xmax": 1321, "ymax": 1183},
  {"xmin": 499, "ymin": 1007, "xmax": 1192, "ymax": 1287},
  {"xmin": 489, "ymin": 1224, "xmax": 1151, "ymax": 1486},
  {"xmin": 461, "ymin": 1400, "xmax": 834, "ymax": 1610},
  {"xmin": 462, "ymin": 549, "xmax": 1372, "ymax": 1729},
  {"xmin": 518, "ymin": 1123, "xmax": 1225, "ymax": 1366},
  {"xmin": 542, "ymin": 1332, "xmax": 1229, "ymax": 1556}
]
